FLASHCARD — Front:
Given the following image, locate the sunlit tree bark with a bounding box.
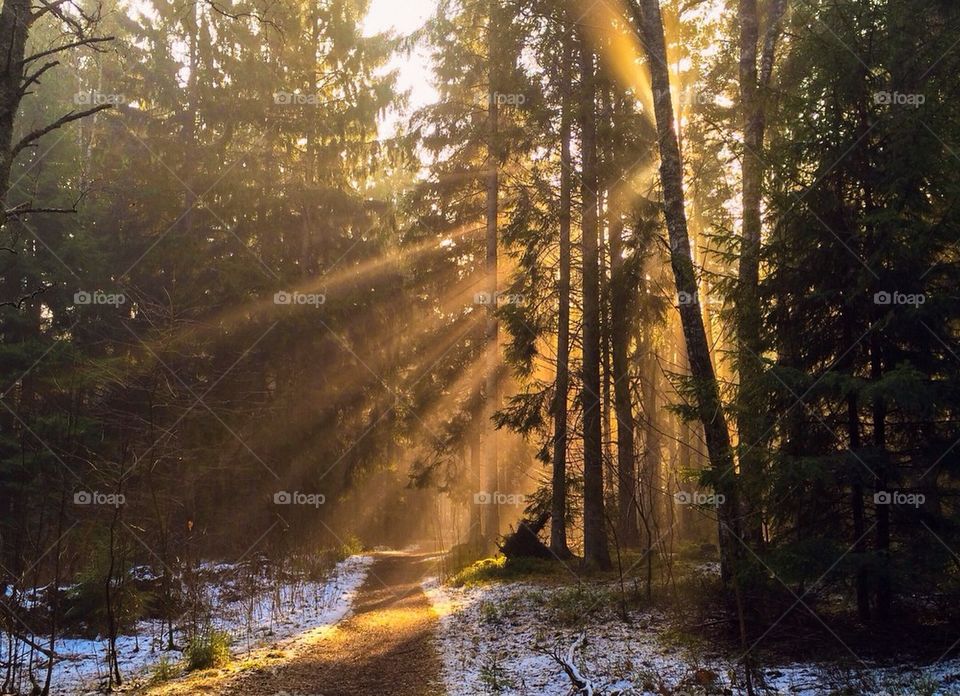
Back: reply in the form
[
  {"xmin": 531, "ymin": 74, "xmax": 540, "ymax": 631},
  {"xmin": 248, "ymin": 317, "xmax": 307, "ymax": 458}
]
[
  {"xmin": 736, "ymin": 0, "xmax": 788, "ymax": 547},
  {"xmin": 578, "ymin": 23, "xmax": 612, "ymax": 570},
  {"xmin": 550, "ymin": 15, "xmax": 574, "ymax": 559},
  {"xmin": 628, "ymin": 0, "xmax": 741, "ymax": 574},
  {"xmin": 484, "ymin": 0, "xmax": 501, "ymax": 541}
]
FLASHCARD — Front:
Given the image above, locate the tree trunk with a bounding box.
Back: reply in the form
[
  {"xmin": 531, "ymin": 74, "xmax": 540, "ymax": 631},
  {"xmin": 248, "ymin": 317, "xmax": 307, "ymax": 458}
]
[
  {"xmin": 578, "ymin": 26, "xmax": 611, "ymax": 570},
  {"xmin": 871, "ymin": 336, "xmax": 891, "ymax": 619},
  {"xmin": 631, "ymin": 0, "xmax": 740, "ymax": 569},
  {"xmin": 0, "ymin": 0, "xmax": 31, "ymax": 210},
  {"xmin": 847, "ymin": 393, "xmax": 871, "ymax": 622},
  {"xmin": 550, "ymin": 19, "xmax": 573, "ymax": 559},
  {"xmin": 610, "ymin": 215, "xmax": 639, "ymax": 547},
  {"xmin": 735, "ymin": 0, "xmax": 765, "ymax": 547},
  {"xmin": 484, "ymin": 0, "xmax": 500, "ymax": 541},
  {"xmin": 736, "ymin": 0, "xmax": 788, "ymax": 548},
  {"xmin": 469, "ymin": 424, "xmax": 483, "ymax": 546}
]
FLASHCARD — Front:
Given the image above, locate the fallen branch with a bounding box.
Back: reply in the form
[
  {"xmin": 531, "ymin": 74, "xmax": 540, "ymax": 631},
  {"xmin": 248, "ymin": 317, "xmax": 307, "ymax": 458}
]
[
  {"xmin": 6, "ymin": 629, "xmax": 61, "ymax": 660},
  {"xmin": 547, "ymin": 632, "xmax": 594, "ymax": 695},
  {"xmin": 0, "ymin": 601, "xmax": 62, "ymax": 660}
]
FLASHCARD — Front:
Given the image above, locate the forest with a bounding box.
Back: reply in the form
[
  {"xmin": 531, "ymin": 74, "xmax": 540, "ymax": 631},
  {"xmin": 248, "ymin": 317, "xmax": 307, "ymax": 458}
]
[{"xmin": 1, "ymin": 0, "xmax": 959, "ymax": 693}]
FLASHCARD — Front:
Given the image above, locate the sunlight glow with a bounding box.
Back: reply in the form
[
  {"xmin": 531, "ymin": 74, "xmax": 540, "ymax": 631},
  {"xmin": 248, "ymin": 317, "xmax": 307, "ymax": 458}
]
[
  {"xmin": 364, "ymin": 0, "xmax": 439, "ymax": 137},
  {"xmin": 577, "ymin": 0, "xmax": 655, "ymax": 120}
]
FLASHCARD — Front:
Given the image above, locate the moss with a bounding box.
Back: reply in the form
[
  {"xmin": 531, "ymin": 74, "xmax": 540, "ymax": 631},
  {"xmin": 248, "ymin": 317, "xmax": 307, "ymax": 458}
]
[{"xmin": 449, "ymin": 555, "xmax": 562, "ymax": 587}]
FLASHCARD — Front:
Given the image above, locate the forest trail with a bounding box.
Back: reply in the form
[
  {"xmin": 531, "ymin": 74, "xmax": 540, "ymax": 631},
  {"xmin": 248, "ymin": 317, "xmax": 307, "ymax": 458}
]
[{"xmin": 145, "ymin": 551, "xmax": 446, "ymax": 696}]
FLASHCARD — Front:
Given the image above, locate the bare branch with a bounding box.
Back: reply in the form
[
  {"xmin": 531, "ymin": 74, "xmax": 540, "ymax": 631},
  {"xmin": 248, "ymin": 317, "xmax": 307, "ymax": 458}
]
[
  {"xmin": 0, "ymin": 284, "xmax": 51, "ymax": 309},
  {"xmin": 30, "ymin": 0, "xmax": 73, "ymax": 22},
  {"xmin": 21, "ymin": 35, "xmax": 113, "ymax": 65},
  {"xmin": 201, "ymin": 0, "xmax": 282, "ymax": 34},
  {"xmin": 6, "ymin": 204, "xmax": 78, "ymax": 217},
  {"xmin": 12, "ymin": 103, "xmax": 111, "ymax": 157},
  {"xmin": 6, "ymin": 191, "xmax": 86, "ymax": 218},
  {"xmin": 33, "ymin": 0, "xmax": 93, "ymax": 36},
  {"xmin": 19, "ymin": 59, "xmax": 58, "ymax": 95}
]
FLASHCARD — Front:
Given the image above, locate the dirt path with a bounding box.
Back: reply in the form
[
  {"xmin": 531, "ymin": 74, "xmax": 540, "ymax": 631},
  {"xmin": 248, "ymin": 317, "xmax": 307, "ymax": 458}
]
[{"xmin": 145, "ymin": 551, "xmax": 446, "ymax": 696}]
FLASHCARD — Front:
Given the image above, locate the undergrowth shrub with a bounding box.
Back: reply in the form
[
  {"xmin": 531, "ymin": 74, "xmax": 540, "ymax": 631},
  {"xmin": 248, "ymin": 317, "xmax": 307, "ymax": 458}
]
[{"xmin": 186, "ymin": 629, "xmax": 231, "ymax": 671}]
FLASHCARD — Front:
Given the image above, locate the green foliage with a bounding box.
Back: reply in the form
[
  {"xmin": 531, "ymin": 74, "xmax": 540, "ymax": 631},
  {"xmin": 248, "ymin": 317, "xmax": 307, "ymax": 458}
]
[
  {"xmin": 544, "ymin": 585, "xmax": 621, "ymax": 627},
  {"xmin": 65, "ymin": 538, "xmax": 148, "ymax": 636},
  {"xmin": 186, "ymin": 630, "xmax": 232, "ymax": 671},
  {"xmin": 148, "ymin": 656, "xmax": 180, "ymax": 685},
  {"xmin": 0, "ymin": 0, "xmax": 424, "ymax": 591},
  {"xmin": 478, "ymin": 654, "xmax": 515, "ymax": 693},
  {"xmin": 336, "ymin": 534, "xmax": 365, "ymax": 560},
  {"xmin": 3, "ymin": 0, "xmax": 960, "ymax": 680},
  {"xmin": 757, "ymin": 0, "xmax": 960, "ymax": 615}
]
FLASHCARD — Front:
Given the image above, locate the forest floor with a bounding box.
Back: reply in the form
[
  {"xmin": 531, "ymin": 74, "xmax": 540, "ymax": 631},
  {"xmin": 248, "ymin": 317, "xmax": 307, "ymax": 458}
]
[
  {"xmin": 29, "ymin": 554, "xmax": 371, "ymax": 695},
  {"xmin": 131, "ymin": 550, "xmax": 960, "ymax": 695},
  {"xmin": 422, "ymin": 557, "xmax": 960, "ymax": 695},
  {"xmin": 141, "ymin": 550, "xmax": 445, "ymax": 696}
]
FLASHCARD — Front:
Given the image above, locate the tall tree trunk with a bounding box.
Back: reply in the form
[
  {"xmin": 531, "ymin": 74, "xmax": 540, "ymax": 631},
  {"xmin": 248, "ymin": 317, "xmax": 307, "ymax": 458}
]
[
  {"xmin": 736, "ymin": 0, "xmax": 788, "ymax": 548},
  {"xmin": 631, "ymin": 0, "xmax": 740, "ymax": 564},
  {"xmin": 484, "ymin": 0, "xmax": 500, "ymax": 542},
  {"xmin": 847, "ymin": 392, "xmax": 871, "ymax": 622},
  {"xmin": 610, "ymin": 214, "xmax": 639, "ymax": 547},
  {"xmin": 641, "ymin": 338, "xmax": 661, "ymax": 528},
  {"xmin": 735, "ymin": 0, "xmax": 765, "ymax": 547},
  {"xmin": 469, "ymin": 424, "xmax": 483, "ymax": 546},
  {"xmin": 578, "ymin": 26, "xmax": 611, "ymax": 570},
  {"xmin": 629, "ymin": 15, "xmax": 749, "ymax": 665},
  {"xmin": 871, "ymin": 336, "xmax": 891, "ymax": 619},
  {"xmin": 673, "ymin": 318, "xmax": 694, "ymax": 535},
  {"xmin": 550, "ymin": 19, "xmax": 573, "ymax": 558},
  {"xmin": 602, "ymin": 290, "xmax": 615, "ymax": 496},
  {"xmin": 0, "ymin": 0, "xmax": 31, "ymax": 210},
  {"xmin": 182, "ymin": 2, "xmax": 200, "ymax": 238}
]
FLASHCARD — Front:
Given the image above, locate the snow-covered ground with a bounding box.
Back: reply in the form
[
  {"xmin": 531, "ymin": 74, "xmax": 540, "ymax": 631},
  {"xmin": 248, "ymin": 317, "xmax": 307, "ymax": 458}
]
[
  {"xmin": 11, "ymin": 554, "xmax": 372, "ymax": 695},
  {"xmin": 424, "ymin": 578, "xmax": 960, "ymax": 695}
]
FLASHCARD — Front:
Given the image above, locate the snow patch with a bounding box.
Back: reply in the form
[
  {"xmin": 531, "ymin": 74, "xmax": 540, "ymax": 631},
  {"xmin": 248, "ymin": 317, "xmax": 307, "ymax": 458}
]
[
  {"xmin": 17, "ymin": 554, "xmax": 372, "ymax": 695},
  {"xmin": 423, "ymin": 578, "xmax": 960, "ymax": 695}
]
